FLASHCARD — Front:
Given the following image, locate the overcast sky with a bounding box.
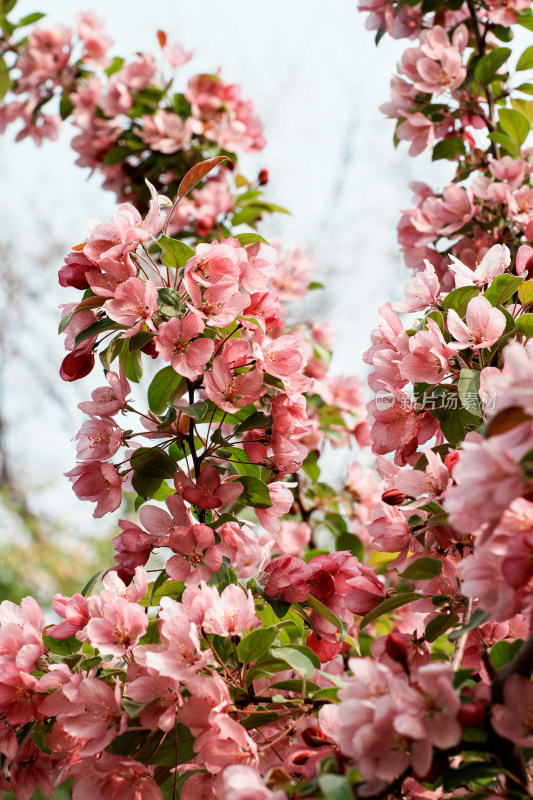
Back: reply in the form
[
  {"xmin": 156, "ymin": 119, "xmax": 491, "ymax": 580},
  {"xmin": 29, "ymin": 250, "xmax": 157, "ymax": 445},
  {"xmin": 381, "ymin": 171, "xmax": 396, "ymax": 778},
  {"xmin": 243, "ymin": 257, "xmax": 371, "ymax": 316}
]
[{"xmin": 0, "ymin": 0, "xmax": 449, "ymax": 531}]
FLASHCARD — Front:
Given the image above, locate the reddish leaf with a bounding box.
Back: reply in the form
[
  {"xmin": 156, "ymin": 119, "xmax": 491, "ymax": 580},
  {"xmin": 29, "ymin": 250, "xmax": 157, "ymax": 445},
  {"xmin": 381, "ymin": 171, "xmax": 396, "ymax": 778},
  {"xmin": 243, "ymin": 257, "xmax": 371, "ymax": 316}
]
[
  {"xmin": 486, "ymin": 406, "xmax": 532, "ymax": 437},
  {"xmin": 157, "ymin": 30, "xmax": 167, "ymax": 47},
  {"xmin": 177, "ymin": 156, "xmax": 231, "ymax": 201}
]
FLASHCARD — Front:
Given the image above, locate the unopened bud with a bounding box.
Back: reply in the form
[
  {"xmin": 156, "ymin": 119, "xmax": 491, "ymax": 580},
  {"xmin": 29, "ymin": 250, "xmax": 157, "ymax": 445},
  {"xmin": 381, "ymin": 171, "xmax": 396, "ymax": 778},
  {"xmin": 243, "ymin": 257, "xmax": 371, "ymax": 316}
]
[
  {"xmin": 381, "ymin": 488, "xmax": 407, "ymax": 506},
  {"xmin": 258, "ymin": 168, "xmax": 269, "ymax": 185},
  {"xmin": 301, "ymin": 727, "xmax": 330, "ymax": 748},
  {"xmin": 458, "ymin": 700, "xmax": 485, "ymax": 729},
  {"xmin": 385, "ymin": 633, "xmax": 410, "ymax": 671}
]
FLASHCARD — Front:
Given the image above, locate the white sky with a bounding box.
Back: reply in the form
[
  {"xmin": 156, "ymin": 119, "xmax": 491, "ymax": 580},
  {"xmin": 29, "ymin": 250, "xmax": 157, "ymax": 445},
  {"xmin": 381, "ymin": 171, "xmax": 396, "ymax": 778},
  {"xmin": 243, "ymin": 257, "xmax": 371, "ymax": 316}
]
[{"xmin": 0, "ymin": 0, "xmax": 450, "ymax": 532}]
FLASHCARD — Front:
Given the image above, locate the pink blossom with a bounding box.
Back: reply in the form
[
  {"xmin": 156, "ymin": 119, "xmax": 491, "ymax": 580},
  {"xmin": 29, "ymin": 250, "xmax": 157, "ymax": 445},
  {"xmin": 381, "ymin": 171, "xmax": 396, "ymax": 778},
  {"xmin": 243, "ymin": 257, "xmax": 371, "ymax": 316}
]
[
  {"xmin": 174, "ymin": 465, "xmax": 243, "ymax": 509},
  {"xmin": 49, "ymin": 593, "xmax": 89, "ymax": 639},
  {"xmin": 203, "ymin": 584, "xmax": 259, "ymax": 636},
  {"xmin": 399, "ymin": 318, "xmax": 454, "ymax": 384},
  {"xmin": 449, "ymin": 244, "xmax": 510, "ymax": 287},
  {"xmin": 255, "ymin": 481, "xmax": 295, "ymax": 534},
  {"xmin": 74, "ymin": 416, "xmax": 122, "ymax": 460},
  {"xmin": 140, "ymin": 109, "xmax": 193, "ymax": 153},
  {"xmin": 262, "ymin": 555, "xmax": 312, "ymax": 602},
  {"xmin": 447, "ymin": 295, "xmax": 506, "ymax": 350},
  {"xmin": 166, "ymin": 523, "xmax": 223, "ymax": 584},
  {"xmin": 215, "ymin": 765, "xmax": 286, "ymax": 800},
  {"xmin": 68, "ymin": 753, "xmax": 162, "ymax": 799},
  {"xmin": 491, "ymin": 674, "xmax": 533, "ymax": 746},
  {"xmin": 60, "ymin": 677, "xmax": 127, "ymax": 756},
  {"xmin": 78, "ymin": 366, "xmax": 130, "ymax": 416},
  {"xmin": 104, "ymin": 277, "xmax": 158, "ymax": 338},
  {"xmin": 393, "ymin": 261, "xmax": 441, "ymax": 313},
  {"xmin": 65, "ymin": 460, "xmax": 122, "ymax": 518},
  {"xmin": 255, "ymin": 335, "xmax": 306, "ymax": 380},
  {"xmin": 76, "ymin": 10, "xmax": 113, "ymax": 64},
  {"xmin": 204, "ymin": 356, "xmax": 265, "ymax": 413},
  {"xmin": 155, "ymin": 314, "xmax": 214, "ymax": 380},
  {"xmin": 86, "ymin": 595, "xmax": 148, "ymax": 656}
]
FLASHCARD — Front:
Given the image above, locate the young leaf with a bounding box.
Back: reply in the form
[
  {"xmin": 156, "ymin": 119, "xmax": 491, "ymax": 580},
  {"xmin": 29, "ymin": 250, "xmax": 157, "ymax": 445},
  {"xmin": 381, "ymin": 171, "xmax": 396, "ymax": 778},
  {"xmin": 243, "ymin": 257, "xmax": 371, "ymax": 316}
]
[
  {"xmin": 178, "ymin": 156, "xmax": 231, "ymax": 201},
  {"xmin": 499, "ymin": 107, "xmax": 530, "ymax": 146},
  {"xmin": 400, "ymin": 557, "xmax": 442, "ymax": 580},
  {"xmin": 271, "ymin": 646, "xmax": 316, "ymax": 678},
  {"xmin": 147, "ymin": 366, "xmax": 183, "ymax": 415},
  {"xmin": 517, "ymin": 45, "xmax": 533, "ymax": 71},
  {"xmin": 474, "ymin": 47, "xmax": 511, "ymax": 85},
  {"xmin": 237, "ymin": 627, "xmax": 278, "ymax": 663},
  {"xmin": 236, "ymin": 475, "xmax": 272, "ymax": 508},
  {"xmin": 360, "ymin": 592, "xmax": 422, "ymax": 628},
  {"xmin": 156, "ymin": 235, "xmax": 195, "ymax": 269}
]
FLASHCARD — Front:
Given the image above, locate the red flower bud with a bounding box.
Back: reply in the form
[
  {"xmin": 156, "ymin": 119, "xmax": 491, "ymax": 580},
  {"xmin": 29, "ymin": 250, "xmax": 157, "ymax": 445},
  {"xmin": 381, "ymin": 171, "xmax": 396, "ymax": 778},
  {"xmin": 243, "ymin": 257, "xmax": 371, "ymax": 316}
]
[
  {"xmin": 444, "ymin": 449, "xmax": 461, "ymax": 473},
  {"xmin": 458, "ymin": 701, "xmax": 485, "ymax": 729},
  {"xmin": 381, "ymin": 488, "xmax": 407, "ymax": 506},
  {"xmin": 258, "ymin": 168, "xmax": 269, "ymax": 185},
  {"xmin": 301, "ymin": 727, "xmax": 330, "ymax": 748},
  {"xmin": 141, "ymin": 340, "xmax": 158, "ymax": 359},
  {"xmin": 385, "ymin": 633, "xmax": 409, "ymax": 671},
  {"xmin": 60, "ymin": 349, "xmax": 95, "ymax": 382}
]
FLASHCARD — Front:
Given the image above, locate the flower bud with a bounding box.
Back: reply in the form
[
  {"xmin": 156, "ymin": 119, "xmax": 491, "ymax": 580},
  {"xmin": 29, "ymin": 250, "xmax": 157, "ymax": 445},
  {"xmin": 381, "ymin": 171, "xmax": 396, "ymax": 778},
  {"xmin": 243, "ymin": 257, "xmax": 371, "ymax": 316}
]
[
  {"xmin": 258, "ymin": 168, "xmax": 269, "ymax": 185},
  {"xmin": 458, "ymin": 700, "xmax": 485, "ymax": 729},
  {"xmin": 381, "ymin": 488, "xmax": 407, "ymax": 506},
  {"xmin": 385, "ymin": 633, "xmax": 409, "ymax": 671}
]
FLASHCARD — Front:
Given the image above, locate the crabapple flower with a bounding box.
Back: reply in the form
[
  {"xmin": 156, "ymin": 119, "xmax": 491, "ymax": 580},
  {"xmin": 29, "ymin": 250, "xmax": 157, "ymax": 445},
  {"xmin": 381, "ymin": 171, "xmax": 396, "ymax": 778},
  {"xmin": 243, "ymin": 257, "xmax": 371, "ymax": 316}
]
[
  {"xmin": 255, "ymin": 481, "xmax": 295, "ymax": 534},
  {"xmin": 74, "ymin": 416, "xmax": 122, "ymax": 460},
  {"xmin": 447, "ymin": 296, "xmax": 506, "ymax": 350},
  {"xmin": 65, "ymin": 460, "xmax": 122, "ymax": 517},
  {"xmin": 86, "ymin": 595, "xmax": 148, "ymax": 656},
  {"xmin": 449, "ymin": 244, "xmax": 510, "ymax": 287},
  {"xmin": 202, "ymin": 584, "xmax": 259, "ymax": 636},
  {"xmin": 262, "ymin": 555, "xmax": 312, "ymax": 602},
  {"xmin": 78, "ymin": 366, "xmax": 130, "ymax": 416},
  {"xmin": 174, "ymin": 465, "xmax": 243, "ymax": 509},
  {"xmin": 166, "ymin": 524, "xmax": 222, "ymax": 584},
  {"xmin": 104, "ymin": 277, "xmax": 158, "ymax": 338},
  {"xmin": 491, "ymin": 674, "xmax": 533, "ymax": 746},
  {"xmin": 48, "ymin": 594, "xmax": 89, "ymax": 639},
  {"xmin": 155, "ymin": 314, "xmax": 214, "ymax": 380},
  {"xmin": 204, "ymin": 357, "xmax": 265, "ymax": 413}
]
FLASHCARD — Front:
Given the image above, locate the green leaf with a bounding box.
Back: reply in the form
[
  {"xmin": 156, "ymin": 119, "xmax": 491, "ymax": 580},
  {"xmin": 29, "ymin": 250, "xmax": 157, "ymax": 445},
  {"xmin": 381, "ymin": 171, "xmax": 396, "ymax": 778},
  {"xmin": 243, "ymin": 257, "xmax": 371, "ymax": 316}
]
[
  {"xmin": 360, "ymin": 592, "xmax": 422, "ymax": 629},
  {"xmin": 180, "ymin": 399, "xmax": 209, "ymax": 421},
  {"xmin": 233, "ymin": 411, "xmax": 271, "ymax": 435},
  {"xmin": 42, "ymin": 630, "xmax": 83, "ymax": 656},
  {"xmin": 120, "ymin": 343, "xmax": 143, "ymax": 383},
  {"xmin": 237, "ymin": 626, "xmax": 278, "ymax": 663},
  {"xmin": 157, "ymin": 287, "xmax": 184, "ymax": 317},
  {"xmin": 519, "ymin": 280, "xmax": 533, "ymax": 304},
  {"xmin": 17, "ymin": 12, "xmax": 46, "ymax": 26},
  {"xmin": 458, "ymin": 368, "xmax": 481, "ymax": 417},
  {"xmin": 235, "ymin": 232, "xmax": 269, "ymax": 246},
  {"xmin": 271, "ymin": 646, "xmax": 317, "ymax": 678},
  {"xmin": 488, "ymin": 130, "xmax": 520, "ymax": 155},
  {"xmin": 306, "ymin": 595, "xmax": 348, "ymax": 641},
  {"xmin": 448, "ymin": 609, "xmax": 490, "ymax": 641},
  {"xmin": 432, "ymin": 137, "xmax": 466, "ymax": 161},
  {"xmin": 74, "ymin": 317, "xmax": 121, "ymax": 348},
  {"xmin": 484, "ymin": 273, "xmax": 524, "ymax": 306},
  {"xmin": 237, "ymin": 475, "xmax": 272, "ymax": 508},
  {"xmin": 336, "ymin": 531, "xmax": 364, "ymax": 561},
  {"xmin": 425, "ymin": 613, "xmax": 460, "ymax": 643},
  {"xmin": 302, "ymin": 451, "xmax": 320, "ymax": 482},
  {"xmin": 400, "ymin": 557, "xmax": 442, "ymax": 580},
  {"xmin": 99, "ymin": 334, "xmax": 124, "ymax": 371},
  {"xmin": 443, "ymin": 763, "xmax": 504, "ymax": 792},
  {"xmin": 130, "ymin": 447, "xmax": 176, "ymax": 479},
  {"xmin": 156, "ymin": 235, "xmax": 195, "ymax": 269},
  {"xmin": 0, "ymin": 55, "xmax": 11, "ymax": 101},
  {"xmin": 474, "ymin": 47, "xmax": 511, "ymax": 85},
  {"xmin": 81, "ymin": 568, "xmax": 106, "ymax": 597},
  {"xmin": 517, "ymin": 83, "xmax": 533, "ymax": 96},
  {"xmin": 489, "ymin": 638, "xmax": 524, "ymax": 669},
  {"xmin": 318, "ymin": 774, "xmax": 354, "ymax": 800},
  {"xmin": 148, "ymin": 366, "xmax": 184, "ymax": 415},
  {"xmin": 105, "ymin": 56, "xmax": 125, "ymax": 76},
  {"xmin": 517, "ymin": 45, "xmax": 533, "ymax": 71},
  {"xmin": 308, "ymin": 281, "xmax": 324, "ymax": 290},
  {"xmin": 442, "ymin": 285, "xmax": 479, "ymax": 316},
  {"xmin": 516, "ymin": 313, "xmax": 533, "ymax": 338},
  {"xmin": 499, "ymin": 107, "xmax": 530, "ymax": 146}
]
